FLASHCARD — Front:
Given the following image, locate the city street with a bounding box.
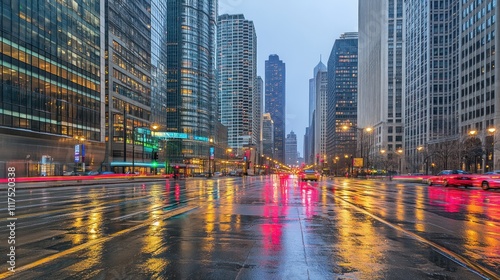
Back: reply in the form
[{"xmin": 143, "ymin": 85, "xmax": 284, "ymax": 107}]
[{"xmin": 1, "ymin": 176, "xmax": 499, "ymax": 279}]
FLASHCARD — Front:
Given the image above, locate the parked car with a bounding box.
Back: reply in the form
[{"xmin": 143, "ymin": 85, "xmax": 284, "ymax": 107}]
[
  {"xmin": 86, "ymin": 171, "xmax": 99, "ymax": 175},
  {"xmin": 427, "ymin": 170, "xmax": 474, "ymax": 187},
  {"xmin": 299, "ymin": 169, "xmax": 320, "ymax": 181},
  {"xmin": 472, "ymin": 173, "xmax": 500, "ymax": 190}
]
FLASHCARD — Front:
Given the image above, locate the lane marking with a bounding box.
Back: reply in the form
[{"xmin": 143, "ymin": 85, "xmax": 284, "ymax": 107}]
[
  {"xmin": 325, "ymin": 180, "xmax": 499, "ymax": 280},
  {"xmin": 0, "ymin": 205, "xmax": 198, "ymax": 278}
]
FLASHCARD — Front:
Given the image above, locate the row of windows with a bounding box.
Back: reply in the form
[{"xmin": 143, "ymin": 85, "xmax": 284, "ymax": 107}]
[
  {"xmin": 462, "ymin": 75, "xmax": 495, "ymax": 96},
  {"xmin": 462, "ymin": 90, "xmax": 495, "ymax": 109},
  {"xmin": 2, "ymin": 42, "xmax": 100, "ymax": 92},
  {"xmin": 461, "ymin": 105, "xmax": 495, "ymax": 121}
]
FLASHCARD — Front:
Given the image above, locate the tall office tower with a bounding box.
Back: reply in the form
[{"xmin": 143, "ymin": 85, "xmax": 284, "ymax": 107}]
[
  {"xmin": 404, "ymin": 0, "xmax": 462, "ymax": 172},
  {"xmin": 285, "ymin": 131, "xmax": 298, "ymax": 166},
  {"xmin": 217, "ymin": 14, "xmax": 257, "ymax": 155},
  {"xmin": 314, "ymin": 61, "xmax": 328, "ymax": 166},
  {"xmin": 262, "ymin": 113, "xmax": 274, "ymax": 158},
  {"xmin": 265, "ymin": 54, "xmax": 286, "ymax": 162},
  {"xmin": 326, "ymin": 33, "xmax": 358, "ymax": 172},
  {"xmin": 0, "ymin": 0, "xmax": 103, "ymax": 176},
  {"xmin": 104, "ymin": 0, "xmax": 153, "ymax": 172},
  {"xmin": 150, "ymin": 0, "xmax": 168, "ymax": 128},
  {"xmin": 458, "ymin": 0, "xmax": 499, "ymax": 171},
  {"xmin": 304, "ymin": 127, "xmax": 312, "ymax": 164},
  {"xmin": 255, "ymin": 76, "xmax": 264, "ymax": 154},
  {"xmin": 305, "ymin": 61, "xmax": 327, "ymax": 164},
  {"xmin": 166, "ymin": 0, "xmax": 217, "ymax": 164},
  {"xmin": 358, "ymin": 0, "xmax": 404, "ymax": 171}
]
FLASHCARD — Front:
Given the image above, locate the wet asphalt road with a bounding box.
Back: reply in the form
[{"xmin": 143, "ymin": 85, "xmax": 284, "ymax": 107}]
[{"xmin": 1, "ymin": 175, "xmax": 499, "ymax": 279}]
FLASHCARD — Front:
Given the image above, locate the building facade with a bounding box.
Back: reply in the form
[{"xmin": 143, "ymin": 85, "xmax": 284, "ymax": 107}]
[
  {"xmin": 458, "ymin": 0, "xmax": 499, "ymax": 172},
  {"xmin": 285, "ymin": 131, "xmax": 298, "ymax": 166},
  {"xmin": 358, "ymin": 0, "xmax": 404, "ymax": 172},
  {"xmin": 403, "ymin": 0, "xmax": 461, "ymax": 173},
  {"xmin": 217, "ymin": 14, "xmax": 257, "ymax": 156},
  {"xmin": 314, "ymin": 61, "xmax": 328, "ymax": 166},
  {"xmin": 255, "ymin": 76, "xmax": 263, "ymax": 156},
  {"xmin": 104, "ymin": 0, "xmax": 153, "ymax": 173},
  {"xmin": 265, "ymin": 54, "xmax": 286, "ymax": 163},
  {"xmin": 0, "ymin": 0, "xmax": 104, "ymax": 177},
  {"xmin": 327, "ymin": 33, "xmax": 358, "ymax": 173},
  {"xmin": 262, "ymin": 113, "xmax": 274, "ymax": 158},
  {"xmin": 165, "ymin": 0, "xmax": 218, "ymax": 166},
  {"xmin": 305, "ymin": 61, "xmax": 327, "ymax": 165}
]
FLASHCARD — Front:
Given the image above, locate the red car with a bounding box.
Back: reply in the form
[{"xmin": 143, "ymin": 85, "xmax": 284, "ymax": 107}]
[
  {"xmin": 472, "ymin": 172, "xmax": 500, "ymax": 190},
  {"xmin": 426, "ymin": 170, "xmax": 474, "ymax": 188}
]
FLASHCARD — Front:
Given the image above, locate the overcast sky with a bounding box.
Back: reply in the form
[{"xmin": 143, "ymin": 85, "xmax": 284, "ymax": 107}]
[{"xmin": 219, "ymin": 0, "xmax": 359, "ymax": 157}]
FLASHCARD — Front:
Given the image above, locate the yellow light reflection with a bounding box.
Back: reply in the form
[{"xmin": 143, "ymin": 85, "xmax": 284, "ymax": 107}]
[
  {"xmin": 414, "ymin": 186, "xmax": 425, "ymax": 232},
  {"xmin": 336, "ymin": 204, "xmax": 387, "ymax": 278},
  {"xmin": 141, "ymin": 185, "xmax": 168, "ymax": 276}
]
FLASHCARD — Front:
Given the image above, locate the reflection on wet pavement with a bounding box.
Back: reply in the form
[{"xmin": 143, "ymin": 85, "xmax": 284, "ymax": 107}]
[{"xmin": 3, "ymin": 176, "xmax": 499, "ymax": 279}]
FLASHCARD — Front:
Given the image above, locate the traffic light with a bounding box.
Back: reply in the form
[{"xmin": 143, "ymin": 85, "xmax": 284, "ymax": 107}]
[{"xmin": 153, "ymin": 151, "xmax": 159, "ymax": 160}]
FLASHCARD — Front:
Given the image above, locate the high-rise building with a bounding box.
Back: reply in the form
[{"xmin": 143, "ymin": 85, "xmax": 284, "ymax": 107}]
[
  {"xmin": 314, "ymin": 61, "xmax": 328, "ymax": 166},
  {"xmin": 305, "ymin": 60, "xmax": 327, "ymax": 165},
  {"xmin": 104, "ymin": 0, "xmax": 153, "ymax": 172},
  {"xmin": 217, "ymin": 14, "xmax": 257, "ymax": 155},
  {"xmin": 265, "ymin": 54, "xmax": 286, "ymax": 163},
  {"xmin": 166, "ymin": 0, "xmax": 218, "ymax": 165},
  {"xmin": 262, "ymin": 113, "xmax": 274, "ymax": 158},
  {"xmin": 255, "ymin": 76, "xmax": 264, "ymax": 154},
  {"xmin": 403, "ymin": 0, "xmax": 461, "ymax": 173},
  {"xmin": 326, "ymin": 33, "xmax": 358, "ymax": 172},
  {"xmin": 358, "ymin": 0, "xmax": 405, "ymax": 172},
  {"xmin": 457, "ymin": 0, "xmax": 499, "ymax": 172},
  {"xmin": 0, "ymin": 0, "xmax": 104, "ymax": 176},
  {"xmin": 151, "ymin": 0, "xmax": 168, "ymax": 129},
  {"xmin": 285, "ymin": 131, "xmax": 298, "ymax": 166}
]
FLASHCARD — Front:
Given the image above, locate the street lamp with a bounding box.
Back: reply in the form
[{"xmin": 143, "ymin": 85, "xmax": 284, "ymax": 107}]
[
  {"xmin": 396, "ymin": 148, "xmax": 403, "ymax": 174},
  {"xmin": 208, "ymin": 138, "xmax": 214, "ymax": 178},
  {"xmin": 226, "ymin": 148, "xmax": 232, "ymax": 173}
]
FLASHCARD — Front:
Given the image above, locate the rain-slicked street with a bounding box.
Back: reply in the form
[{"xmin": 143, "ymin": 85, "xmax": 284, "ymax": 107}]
[{"xmin": 1, "ymin": 175, "xmax": 500, "ymax": 279}]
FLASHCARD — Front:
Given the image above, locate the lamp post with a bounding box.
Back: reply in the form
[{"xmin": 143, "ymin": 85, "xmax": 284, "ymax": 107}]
[
  {"xmin": 226, "ymin": 148, "xmax": 232, "ymax": 174},
  {"xmin": 380, "ymin": 149, "xmax": 386, "ymax": 173},
  {"xmin": 396, "ymin": 148, "xmax": 403, "ymax": 174},
  {"xmin": 208, "ymin": 138, "xmax": 214, "ymax": 178}
]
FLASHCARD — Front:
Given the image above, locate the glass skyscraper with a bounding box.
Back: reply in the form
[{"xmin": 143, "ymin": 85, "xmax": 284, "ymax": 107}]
[
  {"xmin": 0, "ymin": 0, "xmax": 103, "ymax": 176},
  {"xmin": 166, "ymin": 0, "xmax": 217, "ymax": 164},
  {"xmin": 265, "ymin": 54, "xmax": 286, "ymax": 163},
  {"xmin": 327, "ymin": 33, "xmax": 358, "ymax": 171},
  {"xmin": 104, "ymin": 0, "xmax": 153, "ymax": 172}
]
